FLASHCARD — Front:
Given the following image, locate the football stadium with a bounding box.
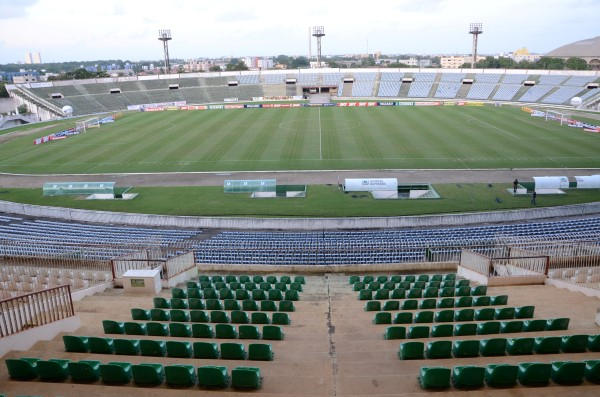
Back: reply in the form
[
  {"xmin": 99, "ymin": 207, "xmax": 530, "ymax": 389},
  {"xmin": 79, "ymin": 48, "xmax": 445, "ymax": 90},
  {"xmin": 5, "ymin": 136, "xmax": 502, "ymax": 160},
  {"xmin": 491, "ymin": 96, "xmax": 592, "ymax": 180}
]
[{"xmin": 2, "ymin": 40, "xmax": 600, "ymax": 397}]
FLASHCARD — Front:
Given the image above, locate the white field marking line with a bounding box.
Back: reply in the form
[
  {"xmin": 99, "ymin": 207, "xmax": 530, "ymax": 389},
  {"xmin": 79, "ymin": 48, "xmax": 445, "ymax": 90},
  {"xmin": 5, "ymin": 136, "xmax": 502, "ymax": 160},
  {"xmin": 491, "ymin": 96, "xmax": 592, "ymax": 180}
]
[
  {"xmin": 319, "ymin": 108, "xmax": 323, "ymax": 161},
  {"xmin": 460, "ymin": 111, "xmax": 521, "ymax": 139}
]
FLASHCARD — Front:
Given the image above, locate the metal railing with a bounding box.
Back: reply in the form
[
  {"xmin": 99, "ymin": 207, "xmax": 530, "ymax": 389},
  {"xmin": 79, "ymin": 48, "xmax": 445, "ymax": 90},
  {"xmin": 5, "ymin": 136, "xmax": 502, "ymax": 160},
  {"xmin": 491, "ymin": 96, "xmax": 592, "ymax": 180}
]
[{"xmin": 0, "ymin": 284, "xmax": 74, "ymax": 338}]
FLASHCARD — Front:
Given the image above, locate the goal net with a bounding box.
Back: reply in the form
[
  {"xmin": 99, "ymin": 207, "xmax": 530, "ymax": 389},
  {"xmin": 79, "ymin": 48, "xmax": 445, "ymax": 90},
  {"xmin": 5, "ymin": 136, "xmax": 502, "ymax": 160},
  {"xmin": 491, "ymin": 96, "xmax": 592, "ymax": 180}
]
[{"xmin": 75, "ymin": 117, "xmax": 100, "ymax": 133}]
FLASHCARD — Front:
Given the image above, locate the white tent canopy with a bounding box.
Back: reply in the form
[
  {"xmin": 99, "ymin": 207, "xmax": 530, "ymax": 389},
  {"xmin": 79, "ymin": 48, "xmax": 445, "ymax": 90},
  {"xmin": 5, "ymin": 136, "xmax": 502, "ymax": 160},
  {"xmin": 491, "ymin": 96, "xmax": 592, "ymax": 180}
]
[
  {"xmin": 533, "ymin": 176, "xmax": 569, "ymax": 190},
  {"xmin": 344, "ymin": 178, "xmax": 398, "ymax": 192},
  {"xmin": 575, "ymin": 175, "xmax": 600, "ymax": 189}
]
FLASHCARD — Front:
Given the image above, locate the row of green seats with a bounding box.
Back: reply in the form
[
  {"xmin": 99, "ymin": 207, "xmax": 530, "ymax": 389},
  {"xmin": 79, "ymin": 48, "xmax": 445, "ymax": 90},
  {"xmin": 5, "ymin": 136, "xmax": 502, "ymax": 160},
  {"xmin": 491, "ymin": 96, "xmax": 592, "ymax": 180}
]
[
  {"xmin": 373, "ymin": 305, "xmax": 534, "ymax": 324},
  {"xmin": 358, "ymin": 285, "xmax": 485, "ymax": 301},
  {"xmin": 151, "ymin": 297, "xmax": 295, "ymax": 311},
  {"xmin": 5, "ymin": 357, "xmax": 262, "ymax": 389},
  {"xmin": 419, "ymin": 360, "xmax": 600, "ymax": 389},
  {"xmin": 126, "ymin": 308, "xmax": 291, "ymax": 325},
  {"xmin": 171, "ymin": 287, "xmax": 301, "ymax": 301},
  {"xmin": 182, "ymin": 281, "xmax": 304, "ymax": 294},
  {"xmin": 198, "ymin": 274, "xmax": 305, "ymax": 284},
  {"xmin": 382, "ymin": 318, "xmax": 570, "ymax": 339},
  {"xmin": 349, "ymin": 274, "xmax": 456, "ymax": 284},
  {"xmin": 102, "ymin": 320, "xmax": 284, "ymax": 340},
  {"xmin": 365, "ymin": 295, "xmax": 508, "ymax": 311},
  {"xmin": 353, "ymin": 279, "xmax": 468, "ymax": 292},
  {"xmin": 399, "ymin": 334, "xmax": 600, "ymax": 359},
  {"xmin": 63, "ymin": 335, "xmax": 274, "ymax": 360}
]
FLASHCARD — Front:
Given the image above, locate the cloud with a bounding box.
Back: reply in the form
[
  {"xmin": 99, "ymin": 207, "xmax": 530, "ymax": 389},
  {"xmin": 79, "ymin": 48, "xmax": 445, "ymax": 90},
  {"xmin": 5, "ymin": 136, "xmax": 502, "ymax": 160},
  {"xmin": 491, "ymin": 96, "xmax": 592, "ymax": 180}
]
[{"xmin": 0, "ymin": 0, "xmax": 38, "ymax": 19}]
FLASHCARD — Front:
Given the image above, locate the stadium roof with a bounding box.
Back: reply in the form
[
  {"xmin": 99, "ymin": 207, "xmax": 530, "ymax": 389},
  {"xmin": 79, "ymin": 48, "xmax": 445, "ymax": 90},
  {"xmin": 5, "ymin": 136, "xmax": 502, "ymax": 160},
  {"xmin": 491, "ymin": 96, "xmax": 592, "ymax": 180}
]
[{"xmin": 546, "ymin": 36, "xmax": 600, "ymax": 58}]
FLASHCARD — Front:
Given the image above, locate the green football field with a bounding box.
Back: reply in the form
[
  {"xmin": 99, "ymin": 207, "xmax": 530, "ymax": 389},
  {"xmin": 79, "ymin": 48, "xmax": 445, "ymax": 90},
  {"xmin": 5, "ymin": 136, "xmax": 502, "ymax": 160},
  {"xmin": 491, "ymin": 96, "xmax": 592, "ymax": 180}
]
[{"xmin": 1, "ymin": 105, "xmax": 599, "ymax": 174}]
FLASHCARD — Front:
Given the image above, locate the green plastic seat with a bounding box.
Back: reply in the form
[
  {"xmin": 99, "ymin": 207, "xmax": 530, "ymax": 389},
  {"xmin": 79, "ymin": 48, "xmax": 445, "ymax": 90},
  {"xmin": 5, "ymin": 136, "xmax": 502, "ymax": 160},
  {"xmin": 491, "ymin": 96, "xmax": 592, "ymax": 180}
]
[
  {"xmin": 268, "ymin": 289, "xmax": 284, "ymax": 301},
  {"xmin": 248, "ymin": 343, "xmax": 274, "ymax": 361},
  {"xmin": 36, "ymin": 359, "xmax": 71, "ymax": 382},
  {"xmin": 358, "ymin": 289, "xmax": 372, "ymax": 301},
  {"xmin": 172, "ymin": 287, "xmax": 187, "ymax": 299},
  {"xmin": 225, "ymin": 275, "xmax": 238, "ymax": 283},
  {"xmin": 585, "ymin": 360, "xmax": 600, "ymax": 383},
  {"xmin": 551, "ymin": 361, "xmax": 586, "ymax": 385},
  {"xmin": 523, "ymin": 319, "xmax": 546, "ymax": 332},
  {"xmin": 166, "ymin": 340, "xmax": 193, "ymax": 358},
  {"xmin": 427, "ymin": 281, "xmax": 441, "ymax": 289},
  {"xmin": 368, "ymin": 281, "xmax": 381, "ymax": 291},
  {"xmin": 275, "ymin": 281, "xmax": 289, "ymax": 291},
  {"xmin": 193, "ymin": 341, "xmax": 220, "ymax": 358},
  {"xmin": 470, "ymin": 285, "xmax": 487, "ymax": 296},
  {"xmin": 454, "ymin": 308, "xmax": 475, "ymax": 322},
  {"xmin": 353, "ymin": 281, "xmax": 366, "ymax": 291},
  {"xmin": 417, "ymin": 274, "xmax": 430, "ymax": 282},
  {"xmin": 517, "ymin": 362, "xmax": 551, "ymax": 386},
  {"xmin": 219, "ymin": 288, "xmax": 234, "ymax": 300},
  {"xmin": 474, "ymin": 308, "xmax": 495, "ymax": 321},
  {"xmin": 349, "ymin": 275, "xmax": 360, "ymax": 284},
  {"xmin": 131, "ymin": 308, "xmax": 151, "ymax": 321},
  {"xmin": 437, "ymin": 297, "xmax": 454, "ymax": 308},
  {"xmin": 170, "ymin": 309, "xmax": 190, "ymax": 323},
  {"xmin": 124, "ymin": 322, "xmax": 147, "ymax": 336},
  {"xmin": 454, "ymin": 323, "xmax": 477, "ymax": 336},
  {"xmin": 285, "ymin": 289, "xmax": 300, "ymax": 301},
  {"xmin": 229, "ymin": 282, "xmax": 242, "ymax": 291},
  {"xmin": 479, "ymin": 337, "xmax": 507, "ymax": 357},
  {"xmin": 419, "ymin": 298, "xmax": 436, "ymax": 310},
  {"xmin": 441, "ymin": 280, "xmax": 456, "ymax": 288},
  {"xmin": 374, "ymin": 289, "xmax": 390, "ymax": 300},
  {"xmin": 383, "ymin": 300, "xmax": 400, "ymax": 311},
  {"xmin": 376, "ymin": 275, "xmax": 389, "ymax": 283},
  {"xmin": 236, "ymin": 289, "xmax": 250, "ymax": 300},
  {"xmin": 453, "ymin": 365, "xmax": 485, "ymax": 388},
  {"xmin": 188, "ymin": 298, "xmax": 205, "ymax": 310},
  {"xmin": 431, "ymin": 274, "xmax": 443, "ymax": 282},
  {"xmin": 438, "ymin": 287, "xmax": 455, "ymax": 297},
  {"xmin": 419, "ymin": 366, "xmax": 451, "ymax": 389},
  {"xmin": 414, "ymin": 311, "xmax": 434, "ymax": 324},
  {"xmin": 490, "ymin": 295, "xmax": 508, "ymax": 305},
  {"xmin": 153, "ymin": 297, "xmax": 170, "ymax": 309},
  {"xmin": 239, "ymin": 275, "xmax": 251, "ymax": 283},
  {"xmin": 260, "ymin": 300, "xmax": 278, "ymax": 311},
  {"xmin": 244, "ymin": 282, "xmax": 257, "ymax": 291},
  {"xmin": 251, "ymin": 312, "xmax": 270, "ymax": 325},
  {"xmin": 403, "ymin": 275, "xmax": 416, "ymax": 283},
  {"xmin": 146, "ymin": 322, "xmax": 169, "ymax": 336},
  {"xmin": 374, "ymin": 312, "xmax": 392, "ymax": 324},
  {"xmin": 5, "ymin": 357, "xmax": 40, "ymax": 380},
  {"xmin": 231, "ymin": 310, "xmax": 250, "ymax": 324},
  {"xmin": 477, "ymin": 321, "xmax": 501, "ymax": 335},
  {"xmin": 472, "ymin": 296, "xmax": 491, "ymax": 306},
  {"xmin": 424, "ymin": 287, "xmax": 439, "ymax": 298},
  {"xmin": 273, "ymin": 312, "xmax": 291, "ymax": 325},
  {"xmin": 455, "ymin": 286, "xmax": 471, "ymax": 297},
  {"xmin": 187, "ymin": 287, "xmax": 202, "ymax": 298},
  {"xmin": 394, "ymin": 312, "xmax": 413, "ymax": 324},
  {"xmin": 561, "ymin": 334, "xmax": 588, "ymax": 353},
  {"xmin": 494, "ymin": 307, "xmax": 515, "ymax": 320},
  {"xmin": 391, "ymin": 288, "xmax": 406, "ymax": 299},
  {"xmin": 515, "ymin": 305, "xmax": 535, "ymax": 319},
  {"xmin": 456, "ymin": 279, "xmax": 470, "ymax": 287},
  {"xmin": 169, "ymin": 322, "xmax": 192, "ymax": 337},
  {"xmin": 150, "ymin": 308, "xmax": 170, "ymax": 321},
  {"xmin": 198, "ymin": 365, "xmax": 229, "ymax": 388},
  {"xmin": 293, "ymin": 275, "xmax": 305, "ymax": 284},
  {"xmin": 280, "ymin": 275, "xmax": 292, "ymax": 284},
  {"xmin": 289, "ymin": 282, "xmax": 303, "ymax": 292},
  {"xmin": 399, "ymin": 341, "xmax": 424, "ymax": 359},
  {"xmin": 262, "ymin": 325, "xmax": 284, "ymax": 340},
  {"xmin": 242, "ymin": 300, "xmax": 259, "ymax": 311},
  {"xmin": 68, "ymin": 360, "xmax": 101, "ymax": 383},
  {"xmin": 444, "ymin": 273, "xmax": 456, "ymax": 280},
  {"xmin": 210, "ymin": 310, "xmax": 230, "ymax": 323},
  {"xmin": 63, "ymin": 335, "xmax": 89, "ymax": 353},
  {"xmin": 384, "ymin": 326, "xmax": 406, "ymax": 340},
  {"xmin": 231, "ymin": 366, "xmax": 261, "ymax": 389},
  {"xmin": 140, "ymin": 339, "xmax": 166, "ymax": 357},
  {"xmin": 588, "ymin": 335, "xmax": 600, "ymax": 352},
  {"xmin": 390, "ymin": 275, "xmax": 402, "ymax": 283},
  {"xmin": 546, "ymin": 317, "xmax": 570, "ymax": 331},
  {"xmin": 401, "ymin": 299, "xmax": 418, "ymax": 310},
  {"xmin": 89, "ymin": 336, "xmax": 115, "ymax": 354},
  {"xmin": 259, "ymin": 281, "xmax": 272, "ymax": 291},
  {"xmin": 533, "ymin": 336, "xmax": 561, "ymax": 354},
  {"xmin": 170, "ymin": 298, "xmax": 188, "ymax": 309},
  {"xmin": 114, "ymin": 338, "xmax": 141, "ymax": 355},
  {"xmin": 455, "ymin": 296, "xmax": 473, "ymax": 308},
  {"xmin": 408, "ymin": 325, "xmax": 430, "ymax": 339},
  {"xmin": 266, "ymin": 275, "xmax": 277, "ymax": 284},
  {"xmin": 99, "ymin": 361, "xmax": 133, "ymax": 384},
  {"xmin": 485, "ymin": 363, "xmax": 518, "ymax": 387},
  {"xmin": 407, "ymin": 288, "xmax": 423, "ymax": 299},
  {"xmin": 239, "ymin": 325, "xmax": 261, "ymax": 339},
  {"xmin": 500, "ymin": 320, "xmax": 524, "ymax": 334},
  {"xmin": 205, "ymin": 299, "xmax": 222, "ymax": 310},
  {"xmin": 453, "ymin": 339, "xmax": 480, "ymax": 358},
  {"xmin": 102, "ymin": 320, "xmax": 125, "ymax": 334},
  {"xmin": 224, "ymin": 299, "xmax": 241, "ymax": 311},
  {"xmin": 506, "ymin": 337, "xmax": 534, "ymax": 355},
  {"xmin": 365, "ymin": 300, "xmax": 381, "ymax": 311},
  {"xmin": 203, "ymin": 288, "xmax": 218, "ymax": 299},
  {"xmin": 431, "ymin": 324, "xmax": 454, "ymax": 338},
  {"xmin": 216, "ymin": 323, "xmax": 238, "ymax": 339},
  {"xmin": 221, "ymin": 342, "xmax": 247, "ymax": 360},
  {"xmin": 279, "ymin": 300, "xmax": 295, "ymax": 312},
  {"xmin": 212, "ymin": 275, "xmax": 224, "ymax": 283},
  {"xmin": 165, "ymin": 364, "xmax": 197, "ymax": 387},
  {"xmin": 426, "ymin": 340, "xmax": 452, "ymax": 359},
  {"xmin": 198, "ymin": 275, "xmax": 210, "ymax": 282},
  {"xmin": 132, "ymin": 363, "xmax": 165, "ymax": 386},
  {"xmin": 190, "ymin": 310, "xmax": 209, "ymax": 323},
  {"xmin": 383, "ymin": 281, "xmax": 396, "ymax": 290}
]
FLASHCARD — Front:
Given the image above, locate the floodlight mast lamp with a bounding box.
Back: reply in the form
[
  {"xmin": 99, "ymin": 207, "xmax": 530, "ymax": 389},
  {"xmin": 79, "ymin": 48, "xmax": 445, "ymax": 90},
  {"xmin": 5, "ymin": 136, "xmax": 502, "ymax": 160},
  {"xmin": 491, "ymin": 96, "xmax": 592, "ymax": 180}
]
[
  {"xmin": 312, "ymin": 26, "xmax": 325, "ymax": 68},
  {"xmin": 158, "ymin": 29, "xmax": 172, "ymax": 74},
  {"xmin": 469, "ymin": 23, "xmax": 483, "ymax": 69}
]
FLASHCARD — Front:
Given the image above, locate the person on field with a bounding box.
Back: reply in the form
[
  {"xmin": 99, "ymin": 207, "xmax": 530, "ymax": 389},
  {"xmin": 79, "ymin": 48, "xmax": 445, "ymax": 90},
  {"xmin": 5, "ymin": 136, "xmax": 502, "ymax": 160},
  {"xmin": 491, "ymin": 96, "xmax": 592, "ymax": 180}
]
[
  {"xmin": 531, "ymin": 191, "xmax": 537, "ymax": 205},
  {"xmin": 513, "ymin": 179, "xmax": 518, "ymax": 193}
]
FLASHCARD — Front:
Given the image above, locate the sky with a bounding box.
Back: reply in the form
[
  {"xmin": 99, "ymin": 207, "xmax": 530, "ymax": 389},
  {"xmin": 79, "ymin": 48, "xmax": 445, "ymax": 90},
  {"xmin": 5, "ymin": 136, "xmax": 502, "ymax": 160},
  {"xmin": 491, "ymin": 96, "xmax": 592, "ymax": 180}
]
[{"xmin": 0, "ymin": 0, "xmax": 598, "ymax": 64}]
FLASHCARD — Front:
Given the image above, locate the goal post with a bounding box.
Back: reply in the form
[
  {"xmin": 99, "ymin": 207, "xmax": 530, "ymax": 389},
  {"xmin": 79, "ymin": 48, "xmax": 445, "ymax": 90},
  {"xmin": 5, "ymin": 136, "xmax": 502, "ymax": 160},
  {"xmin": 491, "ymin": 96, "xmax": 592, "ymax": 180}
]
[
  {"xmin": 545, "ymin": 110, "xmax": 566, "ymax": 125},
  {"xmin": 75, "ymin": 117, "xmax": 100, "ymax": 133}
]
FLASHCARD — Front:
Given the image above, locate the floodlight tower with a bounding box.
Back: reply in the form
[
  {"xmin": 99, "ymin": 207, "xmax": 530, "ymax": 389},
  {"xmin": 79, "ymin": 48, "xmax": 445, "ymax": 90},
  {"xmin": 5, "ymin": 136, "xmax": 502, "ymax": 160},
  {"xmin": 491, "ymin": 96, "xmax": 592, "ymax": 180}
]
[
  {"xmin": 469, "ymin": 23, "xmax": 483, "ymax": 69},
  {"xmin": 158, "ymin": 29, "xmax": 172, "ymax": 74},
  {"xmin": 312, "ymin": 26, "xmax": 325, "ymax": 68}
]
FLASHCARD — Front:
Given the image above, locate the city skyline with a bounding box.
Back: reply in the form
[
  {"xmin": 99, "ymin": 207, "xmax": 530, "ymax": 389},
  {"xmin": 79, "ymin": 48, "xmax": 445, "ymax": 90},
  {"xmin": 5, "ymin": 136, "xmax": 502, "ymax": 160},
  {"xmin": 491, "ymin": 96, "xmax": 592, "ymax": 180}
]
[{"xmin": 0, "ymin": 0, "xmax": 598, "ymax": 64}]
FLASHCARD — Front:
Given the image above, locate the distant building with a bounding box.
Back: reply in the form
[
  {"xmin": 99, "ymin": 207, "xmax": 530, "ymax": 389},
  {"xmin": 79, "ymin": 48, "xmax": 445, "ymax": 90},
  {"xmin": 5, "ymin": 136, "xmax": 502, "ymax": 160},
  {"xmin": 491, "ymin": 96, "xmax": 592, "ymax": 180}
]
[
  {"xmin": 399, "ymin": 58, "xmax": 431, "ymax": 68},
  {"xmin": 440, "ymin": 55, "xmax": 485, "ymax": 68},
  {"xmin": 24, "ymin": 52, "xmax": 41, "ymax": 64},
  {"xmin": 546, "ymin": 36, "xmax": 600, "ymax": 70},
  {"xmin": 12, "ymin": 72, "xmax": 39, "ymax": 83},
  {"xmin": 511, "ymin": 48, "xmax": 541, "ymax": 63}
]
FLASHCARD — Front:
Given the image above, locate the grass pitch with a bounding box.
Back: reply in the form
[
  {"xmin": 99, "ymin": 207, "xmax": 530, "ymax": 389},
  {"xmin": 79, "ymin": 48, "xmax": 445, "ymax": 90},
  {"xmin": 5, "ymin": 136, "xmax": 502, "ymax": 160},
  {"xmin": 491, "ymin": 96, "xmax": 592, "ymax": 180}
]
[{"xmin": 0, "ymin": 105, "xmax": 599, "ymax": 174}]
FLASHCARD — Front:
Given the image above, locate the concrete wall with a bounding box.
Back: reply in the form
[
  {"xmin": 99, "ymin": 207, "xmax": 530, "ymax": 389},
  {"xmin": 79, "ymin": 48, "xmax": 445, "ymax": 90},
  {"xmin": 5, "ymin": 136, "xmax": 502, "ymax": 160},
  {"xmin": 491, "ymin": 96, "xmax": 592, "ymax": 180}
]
[{"xmin": 0, "ymin": 200, "xmax": 599, "ymax": 230}]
